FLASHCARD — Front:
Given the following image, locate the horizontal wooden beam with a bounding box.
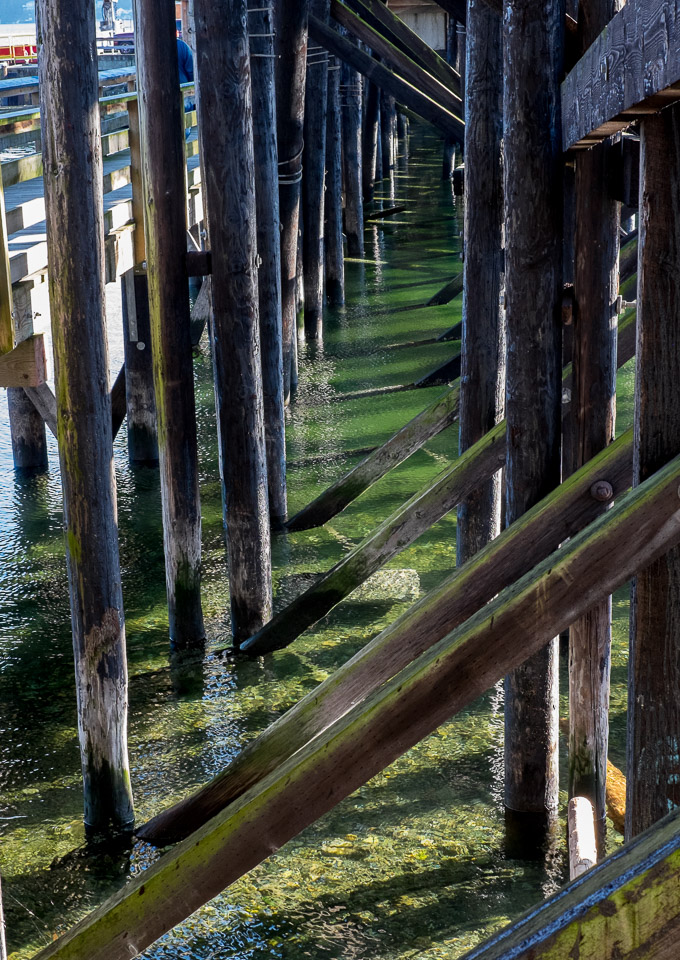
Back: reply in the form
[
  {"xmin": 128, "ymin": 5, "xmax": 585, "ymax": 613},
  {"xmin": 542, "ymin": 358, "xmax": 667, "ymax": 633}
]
[
  {"xmin": 308, "ymin": 16, "xmax": 464, "ymax": 139},
  {"xmin": 562, "ymin": 0, "xmax": 680, "ymax": 151},
  {"xmin": 35, "ymin": 448, "xmax": 680, "ymax": 960},
  {"xmin": 331, "ymin": 0, "xmax": 462, "ymax": 118},
  {"xmin": 0, "ymin": 334, "xmax": 46, "ymax": 387},
  {"xmin": 463, "ymin": 806, "xmax": 680, "ymax": 959},
  {"xmin": 343, "ymin": 0, "xmax": 461, "ymax": 95}
]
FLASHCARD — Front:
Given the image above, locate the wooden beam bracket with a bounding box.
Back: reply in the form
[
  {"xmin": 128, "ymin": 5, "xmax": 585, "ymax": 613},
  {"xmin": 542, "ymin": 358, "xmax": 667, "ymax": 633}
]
[{"xmin": 0, "ymin": 334, "xmax": 46, "ymax": 388}]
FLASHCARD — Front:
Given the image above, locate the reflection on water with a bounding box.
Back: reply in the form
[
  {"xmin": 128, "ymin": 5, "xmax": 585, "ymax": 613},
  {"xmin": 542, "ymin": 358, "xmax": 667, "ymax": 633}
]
[{"xmin": 0, "ymin": 128, "xmax": 630, "ymax": 959}]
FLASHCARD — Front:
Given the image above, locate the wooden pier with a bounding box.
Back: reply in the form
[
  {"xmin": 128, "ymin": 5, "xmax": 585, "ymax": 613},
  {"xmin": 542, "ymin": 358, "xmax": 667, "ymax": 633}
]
[{"xmin": 3, "ymin": 0, "xmax": 680, "ymax": 956}]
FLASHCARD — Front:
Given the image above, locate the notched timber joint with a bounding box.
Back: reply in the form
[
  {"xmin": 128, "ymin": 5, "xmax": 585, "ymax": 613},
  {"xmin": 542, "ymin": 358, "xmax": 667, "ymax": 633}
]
[{"xmin": 0, "ymin": 334, "xmax": 47, "ymax": 388}]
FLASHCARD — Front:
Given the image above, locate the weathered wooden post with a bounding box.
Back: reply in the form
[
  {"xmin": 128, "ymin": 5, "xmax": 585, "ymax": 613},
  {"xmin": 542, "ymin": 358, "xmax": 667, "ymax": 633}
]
[
  {"xmin": 38, "ymin": 0, "xmax": 134, "ymax": 831},
  {"xmin": 456, "ymin": 0, "xmax": 504, "ymax": 566},
  {"xmin": 250, "ymin": 1, "xmax": 288, "ymax": 525},
  {"xmin": 3, "ymin": 176, "xmax": 47, "ymax": 472},
  {"xmin": 194, "ymin": 0, "xmax": 273, "ymax": 642},
  {"xmin": 503, "ymin": 0, "xmax": 563, "ymax": 836},
  {"xmin": 120, "ymin": 268, "xmax": 158, "ymax": 465},
  {"xmin": 0, "ymin": 874, "xmax": 6, "ymax": 960},
  {"xmin": 363, "ymin": 79, "xmax": 380, "ymax": 202},
  {"xmin": 303, "ymin": 0, "xmax": 331, "ymax": 339},
  {"xmin": 442, "ymin": 15, "xmax": 457, "ymax": 179},
  {"xmin": 133, "ymin": 0, "xmax": 205, "ymax": 647},
  {"xmin": 568, "ymin": 0, "xmax": 620, "ymax": 844},
  {"xmin": 325, "ymin": 55, "xmax": 345, "ymax": 304},
  {"xmin": 626, "ymin": 101, "xmax": 680, "ymax": 840},
  {"xmin": 341, "ymin": 50, "xmax": 364, "ymax": 257},
  {"xmin": 276, "ymin": 0, "xmax": 310, "ymax": 400},
  {"xmin": 380, "ymin": 90, "xmax": 396, "ymax": 194}
]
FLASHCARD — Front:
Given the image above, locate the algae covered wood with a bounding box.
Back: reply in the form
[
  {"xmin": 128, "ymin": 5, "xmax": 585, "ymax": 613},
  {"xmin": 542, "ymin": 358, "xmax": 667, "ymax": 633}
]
[
  {"xmin": 139, "ymin": 430, "xmax": 633, "ymax": 845},
  {"xmin": 37, "ymin": 447, "xmax": 680, "ymax": 959},
  {"xmin": 427, "ymin": 272, "xmax": 463, "ymax": 306},
  {"xmin": 243, "ymin": 421, "xmax": 507, "ymax": 655},
  {"xmin": 195, "ymin": 0, "xmax": 273, "ymax": 642},
  {"xmin": 120, "ymin": 268, "xmax": 158, "ymax": 465},
  {"xmin": 38, "ymin": 0, "xmax": 134, "ymax": 831},
  {"xmin": 286, "ymin": 384, "xmax": 461, "ymax": 531},
  {"xmin": 503, "ymin": 0, "xmax": 564, "ymax": 823},
  {"xmin": 627, "ymin": 102, "xmax": 680, "ymax": 840},
  {"xmin": 462, "ymin": 806, "xmax": 680, "ymax": 959},
  {"xmin": 134, "ymin": 0, "xmax": 205, "ymax": 647},
  {"xmin": 310, "ymin": 16, "xmax": 464, "ymax": 140}
]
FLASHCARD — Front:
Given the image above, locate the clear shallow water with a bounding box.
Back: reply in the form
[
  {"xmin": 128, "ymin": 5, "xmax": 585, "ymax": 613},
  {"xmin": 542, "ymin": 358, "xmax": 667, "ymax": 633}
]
[{"xmin": 0, "ymin": 129, "xmax": 632, "ymax": 959}]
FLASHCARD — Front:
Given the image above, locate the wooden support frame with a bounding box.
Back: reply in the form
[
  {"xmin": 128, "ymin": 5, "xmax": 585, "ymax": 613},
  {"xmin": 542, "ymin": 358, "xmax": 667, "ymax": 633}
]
[
  {"xmin": 344, "ymin": 0, "xmax": 461, "ymax": 95},
  {"xmin": 562, "ymin": 0, "xmax": 680, "ymax": 151},
  {"xmin": 330, "ymin": 0, "xmax": 463, "ymax": 118},
  {"xmin": 308, "ymin": 16, "xmax": 464, "ymax": 140},
  {"xmin": 35, "ymin": 449, "xmax": 680, "ymax": 960}
]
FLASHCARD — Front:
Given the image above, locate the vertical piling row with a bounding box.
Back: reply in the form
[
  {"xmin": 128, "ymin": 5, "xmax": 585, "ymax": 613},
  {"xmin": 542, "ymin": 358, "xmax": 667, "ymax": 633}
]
[
  {"xmin": 503, "ymin": 0, "xmax": 564, "ymax": 836},
  {"xmin": 303, "ymin": 0, "xmax": 331, "ymax": 339},
  {"xmin": 276, "ymin": 0, "xmax": 310, "ymax": 401},
  {"xmin": 363, "ymin": 80, "xmax": 381, "ymax": 203},
  {"xmin": 457, "ymin": 0, "xmax": 504, "ymax": 566},
  {"xmin": 626, "ymin": 102, "xmax": 680, "ymax": 839},
  {"xmin": 38, "ymin": 0, "xmax": 134, "ymax": 831},
  {"xmin": 120, "ymin": 268, "xmax": 158, "ymax": 465},
  {"xmin": 325, "ymin": 55, "xmax": 345, "ymax": 305},
  {"xmin": 251, "ymin": 2, "xmax": 288, "ymax": 525},
  {"xmin": 195, "ymin": 0, "xmax": 273, "ymax": 643},
  {"xmin": 133, "ymin": 0, "xmax": 205, "ymax": 648},
  {"xmin": 568, "ymin": 0, "xmax": 620, "ymax": 842},
  {"xmin": 442, "ymin": 16, "xmax": 458, "ymax": 180},
  {"xmin": 341, "ymin": 53, "xmax": 364, "ymax": 258}
]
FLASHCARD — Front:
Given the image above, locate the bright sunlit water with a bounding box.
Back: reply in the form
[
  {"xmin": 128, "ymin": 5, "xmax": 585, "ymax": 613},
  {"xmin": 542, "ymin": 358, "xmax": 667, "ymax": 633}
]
[{"xmin": 0, "ymin": 127, "xmax": 634, "ymax": 959}]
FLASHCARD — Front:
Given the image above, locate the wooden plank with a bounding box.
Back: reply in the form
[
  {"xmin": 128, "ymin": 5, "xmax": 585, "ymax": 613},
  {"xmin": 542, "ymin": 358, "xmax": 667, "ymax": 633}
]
[
  {"xmin": 142, "ymin": 431, "xmax": 634, "ymax": 844},
  {"xmin": 309, "ymin": 16, "xmax": 464, "ymax": 139},
  {"xmin": 1, "ymin": 151, "xmax": 42, "ymax": 189},
  {"xmin": 0, "ymin": 178, "xmax": 13, "ymax": 355},
  {"xmin": 345, "ymin": 0, "xmax": 461, "ymax": 96},
  {"xmin": 455, "ymin": 807, "xmax": 680, "ymax": 959},
  {"xmin": 285, "ymin": 384, "xmax": 461, "ymax": 531},
  {"xmin": 331, "ymin": 0, "xmax": 463, "ymax": 119},
  {"xmin": 0, "ymin": 333, "xmax": 45, "ymax": 387},
  {"xmin": 561, "ymin": 0, "xmax": 680, "ymax": 151},
  {"xmin": 36, "ymin": 447, "xmax": 680, "ymax": 960},
  {"xmin": 24, "ymin": 382, "xmax": 57, "ymax": 437},
  {"xmin": 427, "ymin": 271, "xmax": 463, "ymax": 305},
  {"xmin": 243, "ymin": 421, "xmax": 507, "ymax": 655}
]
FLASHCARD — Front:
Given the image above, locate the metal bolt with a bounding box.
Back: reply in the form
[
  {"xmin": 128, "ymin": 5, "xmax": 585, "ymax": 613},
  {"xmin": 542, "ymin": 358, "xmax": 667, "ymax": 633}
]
[{"xmin": 590, "ymin": 480, "xmax": 614, "ymax": 502}]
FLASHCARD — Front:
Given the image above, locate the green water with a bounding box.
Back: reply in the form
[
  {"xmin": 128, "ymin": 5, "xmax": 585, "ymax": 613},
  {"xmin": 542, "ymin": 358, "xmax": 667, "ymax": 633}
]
[{"xmin": 0, "ymin": 129, "xmax": 634, "ymax": 959}]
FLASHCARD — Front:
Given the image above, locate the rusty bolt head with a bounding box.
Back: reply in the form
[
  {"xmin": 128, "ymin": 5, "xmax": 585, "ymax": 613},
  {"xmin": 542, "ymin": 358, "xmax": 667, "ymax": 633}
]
[{"xmin": 590, "ymin": 480, "xmax": 614, "ymax": 502}]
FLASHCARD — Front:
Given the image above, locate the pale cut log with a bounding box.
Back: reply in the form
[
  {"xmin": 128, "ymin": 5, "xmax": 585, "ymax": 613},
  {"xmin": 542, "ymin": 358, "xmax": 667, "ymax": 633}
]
[
  {"xmin": 139, "ymin": 429, "xmax": 633, "ymax": 844},
  {"xmin": 568, "ymin": 796, "xmax": 598, "ymax": 880},
  {"xmin": 37, "ymin": 448, "xmax": 680, "ymax": 959}
]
